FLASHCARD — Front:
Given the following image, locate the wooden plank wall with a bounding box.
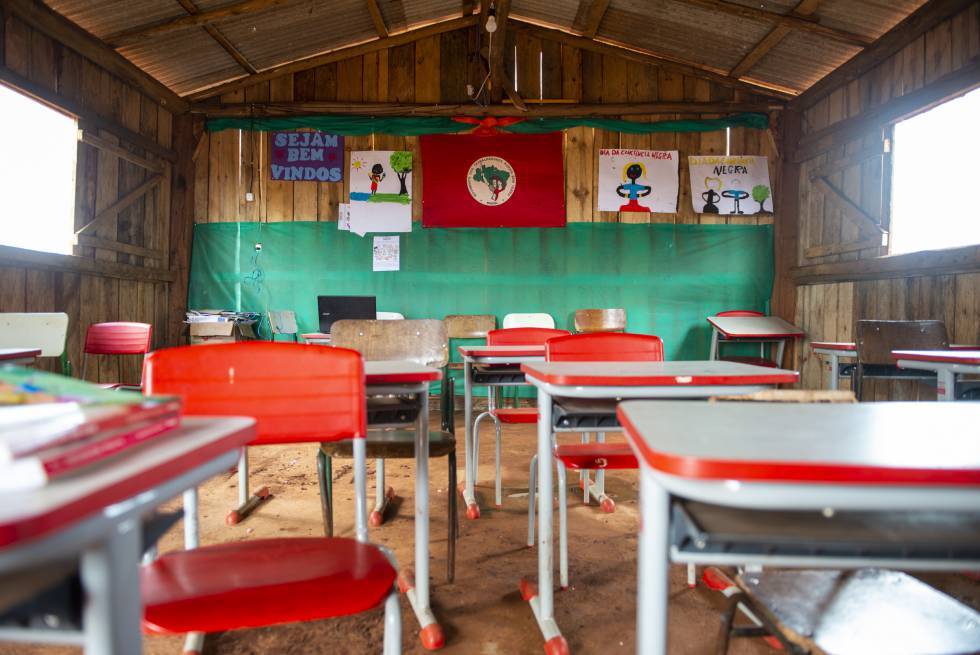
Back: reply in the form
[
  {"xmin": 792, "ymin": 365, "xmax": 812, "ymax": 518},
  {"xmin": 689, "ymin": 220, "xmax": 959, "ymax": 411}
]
[
  {"xmin": 0, "ymin": 14, "xmax": 180, "ymax": 384},
  {"xmin": 792, "ymin": 4, "xmax": 980, "ymax": 397},
  {"xmin": 196, "ymin": 27, "xmax": 778, "ymax": 228}
]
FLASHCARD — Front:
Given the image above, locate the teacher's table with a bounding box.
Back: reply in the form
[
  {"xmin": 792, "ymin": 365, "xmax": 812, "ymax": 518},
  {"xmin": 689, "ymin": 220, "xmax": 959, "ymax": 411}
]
[
  {"xmin": 519, "ymin": 360, "xmax": 798, "ymax": 654},
  {"xmin": 457, "ymin": 345, "xmax": 545, "ymax": 519},
  {"xmin": 0, "ymin": 416, "xmax": 256, "ymax": 655},
  {"xmin": 708, "ymin": 316, "xmax": 803, "ymax": 366},
  {"xmin": 0, "ymin": 348, "xmax": 42, "ymax": 366},
  {"xmin": 363, "ymin": 360, "xmax": 445, "ymax": 647},
  {"xmin": 617, "ymin": 400, "xmax": 980, "ymax": 655},
  {"xmin": 894, "ymin": 349, "xmax": 980, "ymax": 401}
]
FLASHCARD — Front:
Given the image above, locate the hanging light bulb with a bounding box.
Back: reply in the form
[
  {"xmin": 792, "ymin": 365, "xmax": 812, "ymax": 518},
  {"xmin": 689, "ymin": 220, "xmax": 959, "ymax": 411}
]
[{"xmin": 486, "ymin": 2, "xmax": 497, "ymax": 32}]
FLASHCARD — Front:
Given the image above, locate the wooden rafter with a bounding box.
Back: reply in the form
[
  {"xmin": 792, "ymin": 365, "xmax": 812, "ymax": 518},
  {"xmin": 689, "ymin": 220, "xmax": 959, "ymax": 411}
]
[
  {"xmin": 462, "ymin": 0, "xmax": 476, "ymax": 17},
  {"xmin": 729, "ymin": 0, "xmax": 821, "ymax": 79},
  {"xmin": 793, "ymin": 0, "xmax": 979, "ymax": 110},
  {"xmin": 488, "ymin": 0, "xmax": 514, "ymax": 104},
  {"xmin": 197, "ymin": 99, "xmax": 780, "ymax": 117},
  {"xmin": 175, "ymin": 0, "xmax": 257, "ymax": 75},
  {"xmin": 187, "ymin": 15, "xmax": 479, "ymax": 101},
  {"xmin": 105, "ymin": 0, "xmax": 290, "ymax": 47},
  {"xmin": 509, "ymin": 17, "xmax": 795, "ymax": 99},
  {"xmin": 576, "ymin": 0, "xmax": 610, "ymax": 39},
  {"xmin": 671, "ymin": 0, "xmax": 873, "ymax": 47},
  {"xmin": 366, "ymin": 0, "xmax": 388, "ymax": 38},
  {"xmin": 4, "ymin": 0, "xmax": 187, "ymax": 112}
]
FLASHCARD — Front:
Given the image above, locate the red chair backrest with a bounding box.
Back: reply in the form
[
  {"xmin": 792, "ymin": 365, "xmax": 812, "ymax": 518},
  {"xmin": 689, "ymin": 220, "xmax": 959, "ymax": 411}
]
[
  {"xmin": 143, "ymin": 342, "xmax": 366, "ymax": 445},
  {"xmin": 84, "ymin": 322, "xmax": 152, "ymax": 355},
  {"xmin": 716, "ymin": 310, "xmax": 765, "ymax": 317},
  {"xmin": 487, "ymin": 327, "xmax": 570, "ymax": 346},
  {"xmin": 546, "ymin": 333, "xmax": 665, "ymax": 362}
]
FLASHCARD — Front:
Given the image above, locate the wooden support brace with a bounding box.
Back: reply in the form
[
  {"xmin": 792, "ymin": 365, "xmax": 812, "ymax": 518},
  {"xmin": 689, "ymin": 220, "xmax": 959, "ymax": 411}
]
[
  {"xmin": 804, "ymin": 236, "xmax": 885, "ymax": 259},
  {"xmin": 79, "ymin": 130, "xmax": 166, "ymax": 173},
  {"xmin": 75, "ymin": 175, "xmax": 163, "ymax": 236},
  {"xmin": 812, "ymin": 175, "xmax": 885, "ymax": 239}
]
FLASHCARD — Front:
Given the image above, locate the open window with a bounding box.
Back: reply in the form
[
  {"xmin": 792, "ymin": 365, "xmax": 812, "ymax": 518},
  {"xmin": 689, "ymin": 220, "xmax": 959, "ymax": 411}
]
[
  {"xmin": 0, "ymin": 84, "xmax": 78, "ymax": 256},
  {"xmin": 888, "ymin": 87, "xmax": 980, "ymax": 255}
]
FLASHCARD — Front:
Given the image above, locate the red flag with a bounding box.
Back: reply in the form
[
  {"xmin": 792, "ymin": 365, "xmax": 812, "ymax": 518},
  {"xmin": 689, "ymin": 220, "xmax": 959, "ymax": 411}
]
[{"xmin": 421, "ymin": 133, "xmax": 565, "ymax": 228}]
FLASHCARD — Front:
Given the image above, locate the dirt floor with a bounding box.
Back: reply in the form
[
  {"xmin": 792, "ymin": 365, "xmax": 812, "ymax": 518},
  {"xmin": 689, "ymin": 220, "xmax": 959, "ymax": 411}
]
[{"xmin": 4, "ymin": 411, "xmax": 979, "ymax": 655}]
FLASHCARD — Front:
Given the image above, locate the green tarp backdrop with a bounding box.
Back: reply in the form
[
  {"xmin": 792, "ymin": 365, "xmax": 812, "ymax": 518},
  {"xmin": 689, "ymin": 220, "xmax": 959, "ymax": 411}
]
[{"xmin": 189, "ymin": 222, "xmax": 773, "ymax": 391}]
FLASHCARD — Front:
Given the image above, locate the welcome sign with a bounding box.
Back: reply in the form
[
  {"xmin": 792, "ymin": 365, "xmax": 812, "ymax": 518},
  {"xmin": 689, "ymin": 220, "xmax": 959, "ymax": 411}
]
[{"xmin": 270, "ymin": 131, "xmax": 344, "ymax": 182}]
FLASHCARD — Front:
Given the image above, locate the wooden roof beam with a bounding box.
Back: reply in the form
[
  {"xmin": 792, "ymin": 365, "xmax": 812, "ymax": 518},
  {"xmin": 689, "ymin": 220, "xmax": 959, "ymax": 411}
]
[
  {"xmin": 671, "ymin": 0, "xmax": 873, "ymax": 47},
  {"xmin": 186, "ymin": 14, "xmax": 479, "ymax": 101},
  {"xmin": 105, "ymin": 0, "xmax": 290, "ymax": 47},
  {"xmin": 175, "ymin": 0, "xmax": 257, "ymax": 75},
  {"xmin": 488, "ymin": 0, "xmax": 513, "ymax": 104},
  {"xmin": 793, "ymin": 0, "xmax": 979, "ymax": 111},
  {"xmin": 729, "ymin": 0, "xmax": 822, "ymax": 79},
  {"xmin": 4, "ymin": 0, "xmax": 187, "ymax": 112},
  {"xmin": 462, "ymin": 0, "xmax": 476, "ymax": 17},
  {"xmin": 576, "ymin": 0, "xmax": 611, "ymax": 39},
  {"xmin": 366, "ymin": 0, "xmax": 389, "ymax": 38},
  {"xmin": 509, "ymin": 17, "xmax": 796, "ymax": 99}
]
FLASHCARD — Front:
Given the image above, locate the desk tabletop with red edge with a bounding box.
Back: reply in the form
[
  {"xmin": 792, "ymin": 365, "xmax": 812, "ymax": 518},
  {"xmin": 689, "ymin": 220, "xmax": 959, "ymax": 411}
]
[
  {"xmin": 708, "ymin": 315, "xmax": 804, "ymax": 339},
  {"xmin": 458, "ymin": 345, "xmax": 546, "ymax": 358},
  {"xmin": 521, "ymin": 360, "xmax": 798, "ymax": 387},
  {"xmin": 617, "ymin": 401, "xmax": 980, "ymax": 486},
  {"xmin": 810, "ymin": 341, "xmax": 857, "ymax": 352},
  {"xmin": 893, "ymin": 350, "xmax": 980, "ymax": 365},
  {"xmin": 0, "ymin": 348, "xmax": 42, "ymax": 361},
  {"xmin": 364, "ymin": 360, "xmax": 442, "ymax": 384},
  {"xmin": 0, "ymin": 416, "xmax": 256, "ymax": 549}
]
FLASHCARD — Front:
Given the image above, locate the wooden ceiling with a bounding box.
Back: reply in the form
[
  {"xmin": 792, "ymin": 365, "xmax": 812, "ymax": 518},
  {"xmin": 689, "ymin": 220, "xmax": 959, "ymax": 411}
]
[{"xmin": 28, "ymin": 0, "xmax": 932, "ymax": 100}]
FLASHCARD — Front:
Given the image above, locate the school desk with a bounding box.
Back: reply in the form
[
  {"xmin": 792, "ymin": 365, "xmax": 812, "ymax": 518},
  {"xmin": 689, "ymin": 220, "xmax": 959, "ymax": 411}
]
[
  {"xmin": 0, "ymin": 348, "xmax": 42, "ymax": 366},
  {"xmin": 457, "ymin": 344, "xmax": 546, "ymax": 519},
  {"xmin": 708, "ymin": 315, "xmax": 804, "ymax": 367},
  {"xmin": 0, "ymin": 416, "xmax": 256, "ymax": 655},
  {"xmin": 519, "ymin": 360, "xmax": 798, "ymax": 654},
  {"xmin": 893, "ymin": 349, "xmax": 980, "ymax": 401},
  {"xmin": 617, "ymin": 400, "xmax": 980, "ymax": 655}
]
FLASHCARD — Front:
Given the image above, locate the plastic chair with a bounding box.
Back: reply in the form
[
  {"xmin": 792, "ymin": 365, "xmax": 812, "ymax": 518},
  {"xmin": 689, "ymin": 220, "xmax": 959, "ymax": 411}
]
[
  {"xmin": 0, "ymin": 312, "xmax": 70, "ymax": 374},
  {"xmin": 574, "ymin": 308, "xmax": 626, "ymax": 333},
  {"xmin": 528, "ymin": 332, "xmax": 663, "ymax": 590},
  {"xmin": 854, "ymin": 320, "xmax": 949, "ymax": 401},
  {"xmin": 141, "ymin": 342, "xmax": 400, "ymax": 655},
  {"xmin": 81, "ymin": 322, "xmax": 152, "ymax": 389},
  {"xmin": 267, "ymin": 310, "xmax": 298, "ymax": 341},
  {"xmin": 471, "ymin": 327, "xmax": 569, "ymax": 506},
  {"xmin": 324, "ymin": 319, "xmax": 457, "ymax": 582},
  {"xmin": 503, "ymin": 313, "xmax": 555, "ymax": 329}
]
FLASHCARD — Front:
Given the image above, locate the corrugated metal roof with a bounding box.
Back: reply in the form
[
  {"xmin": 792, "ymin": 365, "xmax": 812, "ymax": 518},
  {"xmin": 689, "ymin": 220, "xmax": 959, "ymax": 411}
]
[
  {"xmin": 41, "ymin": 0, "xmax": 934, "ymax": 98},
  {"xmin": 602, "ymin": 0, "xmax": 773, "ymax": 73}
]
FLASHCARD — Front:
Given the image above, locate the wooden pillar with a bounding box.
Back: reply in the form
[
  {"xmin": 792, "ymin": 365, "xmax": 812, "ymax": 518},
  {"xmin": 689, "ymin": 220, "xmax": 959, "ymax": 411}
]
[
  {"xmin": 773, "ymin": 108, "xmax": 801, "ymax": 368},
  {"xmin": 168, "ymin": 113, "xmax": 202, "ymax": 347}
]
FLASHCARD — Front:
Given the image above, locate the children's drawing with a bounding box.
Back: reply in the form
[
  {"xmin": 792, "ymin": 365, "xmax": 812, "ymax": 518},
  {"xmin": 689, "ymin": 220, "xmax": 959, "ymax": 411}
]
[
  {"xmin": 598, "ymin": 149, "xmax": 678, "ymax": 213},
  {"xmin": 688, "ymin": 156, "xmax": 773, "ymax": 215},
  {"xmin": 349, "ymin": 150, "xmax": 412, "ymax": 233}
]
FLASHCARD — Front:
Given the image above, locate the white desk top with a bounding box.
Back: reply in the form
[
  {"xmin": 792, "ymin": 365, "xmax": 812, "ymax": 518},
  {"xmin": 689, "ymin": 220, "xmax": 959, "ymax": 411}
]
[
  {"xmin": 522, "ymin": 360, "xmax": 798, "ymax": 387},
  {"xmin": 618, "ymin": 401, "xmax": 980, "ymax": 486},
  {"xmin": 0, "ymin": 416, "xmax": 255, "ymax": 548},
  {"xmin": 894, "ymin": 350, "xmax": 980, "ymax": 366},
  {"xmin": 708, "ymin": 316, "xmax": 804, "ymax": 339},
  {"xmin": 364, "ymin": 360, "xmax": 441, "ymax": 383}
]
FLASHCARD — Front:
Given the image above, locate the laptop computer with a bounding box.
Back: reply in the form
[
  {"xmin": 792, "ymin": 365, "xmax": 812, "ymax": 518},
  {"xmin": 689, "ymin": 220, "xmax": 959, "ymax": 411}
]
[{"xmin": 317, "ymin": 295, "xmax": 376, "ymax": 333}]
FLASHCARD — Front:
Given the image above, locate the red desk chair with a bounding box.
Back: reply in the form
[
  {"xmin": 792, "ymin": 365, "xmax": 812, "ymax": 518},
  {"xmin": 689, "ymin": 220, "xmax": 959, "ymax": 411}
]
[
  {"xmin": 471, "ymin": 327, "xmax": 569, "ymax": 507},
  {"xmin": 528, "ymin": 332, "xmax": 663, "ymax": 590},
  {"xmin": 712, "ymin": 310, "xmax": 778, "ymax": 368},
  {"xmin": 81, "ymin": 322, "xmax": 152, "ymax": 390},
  {"xmin": 141, "ymin": 342, "xmax": 401, "ymax": 655}
]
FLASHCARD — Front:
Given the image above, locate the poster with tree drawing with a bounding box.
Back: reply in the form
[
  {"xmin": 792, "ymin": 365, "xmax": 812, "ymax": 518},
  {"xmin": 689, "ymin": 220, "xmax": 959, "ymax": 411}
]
[
  {"xmin": 688, "ymin": 155, "xmax": 773, "ymax": 215},
  {"xmin": 598, "ymin": 149, "xmax": 679, "ymax": 213},
  {"xmin": 349, "ymin": 150, "xmax": 412, "ymax": 233}
]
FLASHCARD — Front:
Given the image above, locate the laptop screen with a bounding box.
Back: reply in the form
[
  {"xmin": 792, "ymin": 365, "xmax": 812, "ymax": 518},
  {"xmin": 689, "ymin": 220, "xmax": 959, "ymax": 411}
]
[{"xmin": 316, "ymin": 296, "xmax": 377, "ymax": 333}]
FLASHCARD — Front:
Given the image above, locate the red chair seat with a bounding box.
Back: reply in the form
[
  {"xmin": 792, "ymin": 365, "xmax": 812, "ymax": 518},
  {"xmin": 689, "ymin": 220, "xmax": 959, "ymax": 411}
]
[
  {"xmin": 142, "ymin": 537, "xmax": 395, "ymax": 634},
  {"xmin": 554, "ymin": 443, "xmax": 638, "ymax": 470},
  {"xmin": 720, "ymin": 356, "xmax": 778, "ymax": 368},
  {"xmin": 491, "ymin": 407, "xmax": 538, "ymax": 423}
]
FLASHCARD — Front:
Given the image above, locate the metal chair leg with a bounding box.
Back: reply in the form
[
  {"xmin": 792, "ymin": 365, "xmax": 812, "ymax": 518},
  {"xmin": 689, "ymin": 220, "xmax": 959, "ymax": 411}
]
[
  {"xmin": 447, "ymin": 448, "xmax": 457, "ymax": 583},
  {"xmin": 527, "ymin": 453, "xmax": 537, "ymax": 547},
  {"xmin": 316, "ymin": 449, "xmax": 332, "ymax": 537},
  {"xmin": 494, "ymin": 418, "xmax": 502, "ymax": 507},
  {"xmin": 557, "ymin": 459, "xmax": 568, "ymax": 590},
  {"xmin": 715, "ymin": 593, "xmax": 740, "ymax": 655}
]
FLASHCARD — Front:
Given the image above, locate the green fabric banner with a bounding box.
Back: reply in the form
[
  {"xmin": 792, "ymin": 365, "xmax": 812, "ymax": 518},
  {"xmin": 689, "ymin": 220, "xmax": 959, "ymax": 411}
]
[
  {"xmin": 188, "ymin": 222, "xmax": 773, "ymax": 393},
  {"xmin": 206, "ymin": 112, "xmax": 768, "ymax": 135}
]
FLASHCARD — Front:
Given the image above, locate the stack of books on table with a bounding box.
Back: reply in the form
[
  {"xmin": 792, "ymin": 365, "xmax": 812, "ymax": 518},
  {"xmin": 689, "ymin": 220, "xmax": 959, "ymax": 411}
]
[{"xmin": 0, "ymin": 368, "xmax": 182, "ymax": 491}]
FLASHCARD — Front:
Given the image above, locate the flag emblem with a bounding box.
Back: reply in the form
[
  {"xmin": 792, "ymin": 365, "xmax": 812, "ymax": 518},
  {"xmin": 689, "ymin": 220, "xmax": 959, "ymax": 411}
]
[{"xmin": 467, "ymin": 156, "xmax": 517, "ymax": 206}]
